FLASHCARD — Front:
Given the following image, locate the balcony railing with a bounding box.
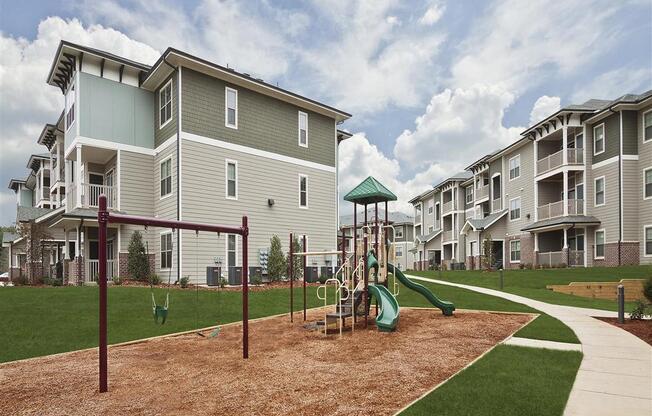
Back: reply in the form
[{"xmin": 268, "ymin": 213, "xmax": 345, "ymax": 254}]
[
  {"xmin": 475, "ymin": 185, "xmax": 489, "ymax": 200},
  {"xmin": 569, "ymin": 250, "xmax": 584, "ymax": 266},
  {"xmin": 442, "ymin": 230, "xmax": 454, "ymax": 241},
  {"xmin": 537, "ymin": 148, "xmax": 584, "ymax": 175},
  {"xmin": 537, "ymin": 251, "xmax": 563, "ymax": 267},
  {"xmin": 492, "ymin": 198, "xmax": 501, "ymax": 212},
  {"xmin": 81, "ymin": 183, "xmax": 116, "ymax": 208},
  {"xmin": 86, "ymin": 259, "xmax": 117, "ymax": 282},
  {"xmin": 442, "ymin": 200, "xmax": 453, "ymax": 214},
  {"xmin": 537, "ymin": 199, "xmax": 584, "ymax": 220}
]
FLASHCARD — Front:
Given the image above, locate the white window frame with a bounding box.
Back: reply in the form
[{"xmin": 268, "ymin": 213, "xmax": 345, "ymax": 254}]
[
  {"xmin": 159, "ymin": 156, "xmax": 172, "ymax": 199},
  {"xmin": 465, "ymin": 186, "xmax": 473, "ymax": 204},
  {"xmin": 158, "ymin": 79, "xmax": 173, "ymax": 129},
  {"xmin": 643, "ymin": 109, "xmax": 652, "ymax": 143},
  {"xmin": 396, "ymin": 228, "xmax": 404, "ymax": 238},
  {"xmin": 395, "ymin": 245, "xmax": 403, "ymax": 257},
  {"xmin": 299, "ymin": 174, "xmax": 308, "ymax": 209},
  {"xmin": 643, "ymin": 167, "xmax": 652, "ymax": 200},
  {"xmin": 427, "ymin": 199, "xmax": 434, "ymax": 214},
  {"xmin": 298, "ymin": 111, "xmax": 308, "ymax": 148},
  {"xmin": 225, "ymin": 159, "xmax": 238, "ymax": 200},
  {"xmin": 65, "ymin": 83, "xmax": 76, "ymax": 132},
  {"xmin": 225, "ymin": 87, "xmax": 238, "ymax": 129},
  {"xmin": 508, "ymin": 154, "xmax": 521, "ymax": 181},
  {"xmin": 594, "ymin": 229, "xmax": 605, "ymax": 259},
  {"xmin": 594, "ymin": 176, "xmax": 606, "ymax": 207},
  {"xmin": 160, "ymin": 231, "xmax": 173, "ymax": 270},
  {"xmin": 509, "ymin": 197, "xmax": 521, "ymax": 221},
  {"xmin": 593, "ymin": 123, "xmax": 605, "ymax": 156},
  {"xmin": 470, "ymin": 241, "xmax": 476, "ymax": 257},
  {"xmin": 644, "ymin": 225, "xmax": 652, "ymax": 257},
  {"xmin": 510, "ymin": 239, "xmax": 521, "ymax": 263},
  {"xmin": 225, "ymin": 234, "xmax": 239, "ymax": 268}
]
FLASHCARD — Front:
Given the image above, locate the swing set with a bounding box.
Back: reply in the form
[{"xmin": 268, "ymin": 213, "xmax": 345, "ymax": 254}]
[{"xmin": 97, "ymin": 194, "xmax": 250, "ymax": 393}]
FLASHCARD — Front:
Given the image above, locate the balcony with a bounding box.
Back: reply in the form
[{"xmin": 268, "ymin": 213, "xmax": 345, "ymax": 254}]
[
  {"xmin": 86, "ymin": 259, "xmax": 117, "ymax": 282},
  {"xmin": 442, "ymin": 230, "xmax": 454, "ymax": 241},
  {"xmin": 442, "ymin": 200, "xmax": 454, "ymax": 214},
  {"xmin": 475, "ymin": 185, "xmax": 489, "ymax": 200},
  {"xmin": 537, "ymin": 251, "xmax": 564, "ymax": 267},
  {"xmin": 537, "ymin": 149, "xmax": 584, "ymax": 175},
  {"xmin": 492, "ymin": 198, "xmax": 502, "ymax": 212},
  {"xmin": 67, "ymin": 183, "xmax": 116, "ymax": 210},
  {"xmin": 537, "ymin": 199, "xmax": 584, "ymax": 220}
]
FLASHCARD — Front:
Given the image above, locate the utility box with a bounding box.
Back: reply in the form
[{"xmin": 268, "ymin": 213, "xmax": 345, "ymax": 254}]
[
  {"xmin": 320, "ymin": 267, "xmax": 334, "ymax": 279},
  {"xmin": 206, "ymin": 266, "xmax": 221, "ymax": 286},
  {"xmin": 228, "ymin": 266, "xmax": 242, "ymax": 285},
  {"xmin": 249, "ymin": 267, "xmax": 263, "ymax": 282},
  {"xmin": 304, "ymin": 266, "xmax": 319, "ymax": 283}
]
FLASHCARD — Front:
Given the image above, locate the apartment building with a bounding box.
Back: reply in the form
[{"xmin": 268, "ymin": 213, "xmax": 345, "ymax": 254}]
[
  {"xmin": 410, "ymin": 90, "xmax": 652, "ymax": 270},
  {"xmin": 339, "ymin": 208, "xmax": 415, "ymax": 271},
  {"xmin": 6, "ymin": 40, "xmax": 351, "ymax": 284}
]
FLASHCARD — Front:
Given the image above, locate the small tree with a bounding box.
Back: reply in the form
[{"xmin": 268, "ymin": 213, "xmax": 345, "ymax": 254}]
[
  {"xmin": 267, "ymin": 235, "xmax": 286, "ymax": 281},
  {"xmin": 481, "ymin": 233, "xmax": 494, "ymax": 271},
  {"xmin": 128, "ymin": 231, "xmax": 149, "ymax": 281},
  {"xmin": 286, "ymin": 237, "xmax": 303, "ymax": 281},
  {"xmin": 19, "ymin": 222, "xmax": 52, "ymax": 284}
]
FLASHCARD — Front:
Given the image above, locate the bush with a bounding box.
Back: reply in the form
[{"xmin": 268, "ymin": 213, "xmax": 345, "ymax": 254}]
[
  {"xmin": 180, "ymin": 276, "xmax": 190, "ymax": 288},
  {"xmin": 318, "ymin": 274, "xmax": 328, "ymax": 284},
  {"xmin": 630, "ymin": 299, "xmax": 650, "ymax": 320},
  {"xmin": 286, "ymin": 237, "xmax": 303, "ymax": 281},
  {"xmin": 127, "ymin": 231, "xmax": 150, "ymax": 281},
  {"xmin": 267, "ymin": 235, "xmax": 286, "ymax": 281},
  {"xmin": 13, "ymin": 275, "xmax": 28, "ymax": 286},
  {"xmin": 643, "ymin": 276, "xmax": 652, "ymax": 304},
  {"xmin": 44, "ymin": 277, "xmax": 62, "ymax": 286},
  {"xmin": 219, "ymin": 276, "xmax": 226, "ymax": 288},
  {"xmin": 149, "ymin": 274, "xmax": 161, "ymax": 285},
  {"xmin": 112, "ymin": 276, "xmax": 123, "ymax": 285},
  {"xmin": 252, "ymin": 275, "xmax": 262, "ymax": 285}
]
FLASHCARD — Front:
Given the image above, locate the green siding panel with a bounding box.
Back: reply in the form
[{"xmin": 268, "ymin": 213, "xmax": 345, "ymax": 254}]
[
  {"xmin": 79, "ymin": 72, "xmax": 155, "ymax": 149},
  {"xmin": 154, "ymin": 74, "xmax": 178, "ymax": 148},
  {"xmin": 181, "ymin": 68, "xmax": 336, "ymax": 167},
  {"xmin": 622, "ymin": 110, "xmax": 638, "ymax": 155},
  {"xmin": 592, "ymin": 113, "xmax": 619, "ymax": 164},
  {"xmin": 20, "ymin": 189, "xmax": 32, "ymax": 207}
]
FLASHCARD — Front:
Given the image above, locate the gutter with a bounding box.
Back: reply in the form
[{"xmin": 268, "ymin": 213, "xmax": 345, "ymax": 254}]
[{"xmin": 607, "ymin": 105, "xmax": 622, "ymax": 266}]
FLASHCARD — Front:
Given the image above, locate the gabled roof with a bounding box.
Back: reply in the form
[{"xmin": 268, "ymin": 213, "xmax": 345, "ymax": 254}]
[
  {"xmin": 27, "ymin": 154, "xmax": 52, "ymax": 171},
  {"xmin": 339, "ymin": 208, "xmax": 413, "ymax": 227},
  {"xmin": 37, "ymin": 122, "xmax": 62, "ymax": 150},
  {"xmin": 416, "ymin": 229, "xmax": 441, "ymax": 244},
  {"xmin": 17, "ymin": 206, "xmax": 54, "ymax": 223},
  {"xmin": 2, "ymin": 232, "xmax": 18, "ymax": 244},
  {"xmin": 408, "ymin": 188, "xmax": 436, "ymax": 204},
  {"xmin": 434, "ymin": 171, "xmax": 472, "ymax": 190},
  {"xmin": 344, "ymin": 176, "xmax": 397, "ymax": 205},
  {"xmin": 461, "ymin": 210, "xmax": 508, "ymax": 233},
  {"xmin": 521, "ymin": 215, "xmax": 600, "ymax": 232},
  {"xmin": 8, "ymin": 179, "xmax": 26, "ymax": 192}
]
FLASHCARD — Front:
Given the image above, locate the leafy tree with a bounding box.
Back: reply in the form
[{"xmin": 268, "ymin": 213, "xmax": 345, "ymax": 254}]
[
  {"xmin": 267, "ymin": 235, "xmax": 286, "ymax": 281},
  {"xmin": 481, "ymin": 233, "xmax": 494, "ymax": 271},
  {"xmin": 127, "ymin": 231, "xmax": 150, "ymax": 281},
  {"xmin": 18, "ymin": 222, "xmax": 52, "ymax": 283},
  {"xmin": 286, "ymin": 237, "xmax": 304, "ymax": 281},
  {"xmin": 643, "ymin": 276, "xmax": 652, "ymax": 304}
]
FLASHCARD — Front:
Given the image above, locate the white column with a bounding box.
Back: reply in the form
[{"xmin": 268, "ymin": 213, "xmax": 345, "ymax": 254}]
[
  {"xmin": 563, "ymin": 170, "xmax": 569, "ymax": 216},
  {"xmin": 534, "ymin": 232, "xmax": 539, "ymax": 251},
  {"xmin": 563, "ymin": 227, "xmax": 568, "ymax": 249},
  {"xmin": 76, "ymin": 144, "xmax": 82, "ymax": 207},
  {"xmin": 64, "ymin": 229, "xmax": 69, "ymax": 260},
  {"xmin": 40, "ymin": 166, "xmax": 44, "ymax": 203},
  {"xmin": 533, "ymin": 141, "xmax": 539, "ymax": 220},
  {"xmin": 75, "ymin": 226, "xmax": 80, "ymax": 257},
  {"xmin": 562, "ymin": 126, "xmax": 568, "ymax": 165}
]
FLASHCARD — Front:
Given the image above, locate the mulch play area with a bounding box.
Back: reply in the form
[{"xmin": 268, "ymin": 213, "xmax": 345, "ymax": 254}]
[{"xmin": 0, "ymin": 308, "xmax": 533, "ymax": 415}]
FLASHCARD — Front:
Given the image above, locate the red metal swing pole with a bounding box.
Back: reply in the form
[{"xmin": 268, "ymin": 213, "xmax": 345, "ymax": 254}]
[
  {"xmin": 302, "ymin": 234, "xmax": 307, "ymax": 321},
  {"xmin": 242, "ymin": 215, "xmax": 249, "ymax": 359},
  {"xmin": 289, "ymin": 232, "xmax": 293, "ymax": 323},
  {"xmin": 98, "ymin": 195, "xmax": 108, "ymax": 393}
]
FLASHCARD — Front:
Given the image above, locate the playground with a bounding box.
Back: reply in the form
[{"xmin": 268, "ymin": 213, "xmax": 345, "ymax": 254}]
[{"xmin": 0, "ymin": 307, "xmax": 532, "ymax": 415}]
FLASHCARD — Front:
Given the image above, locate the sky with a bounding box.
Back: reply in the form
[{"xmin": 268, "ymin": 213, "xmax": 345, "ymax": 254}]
[{"xmin": 0, "ymin": 0, "xmax": 651, "ymax": 225}]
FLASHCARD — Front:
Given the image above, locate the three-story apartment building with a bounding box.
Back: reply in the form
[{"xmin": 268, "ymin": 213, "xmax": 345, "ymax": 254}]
[
  {"xmin": 410, "ymin": 90, "xmax": 652, "ymax": 270},
  {"xmin": 6, "ymin": 40, "xmax": 351, "ymax": 284}
]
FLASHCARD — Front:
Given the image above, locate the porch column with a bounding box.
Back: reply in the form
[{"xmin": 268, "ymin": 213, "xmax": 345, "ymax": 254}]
[
  {"xmin": 562, "ymin": 227, "xmax": 569, "ymax": 266},
  {"xmin": 533, "ymin": 232, "xmax": 539, "ymax": 268},
  {"xmin": 563, "ymin": 170, "xmax": 569, "ymax": 216},
  {"xmin": 40, "ymin": 165, "xmax": 44, "ymax": 203},
  {"xmin": 76, "ymin": 144, "xmax": 82, "ymax": 207},
  {"xmin": 75, "ymin": 226, "xmax": 81, "ymax": 257},
  {"xmin": 64, "ymin": 229, "xmax": 69, "ymax": 282},
  {"xmin": 562, "ymin": 126, "xmax": 568, "ymax": 165}
]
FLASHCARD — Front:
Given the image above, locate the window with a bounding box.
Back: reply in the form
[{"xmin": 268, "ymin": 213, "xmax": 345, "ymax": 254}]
[
  {"xmin": 645, "ymin": 226, "xmax": 652, "ymax": 256},
  {"xmin": 160, "ymin": 158, "xmax": 172, "ymax": 198},
  {"xmin": 644, "ymin": 168, "xmax": 652, "ymax": 200},
  {"xmin": 66, "ymin": 85, "xmax": 75, "ymax": 130},
  {"xmin": 509, "ymin": 197, "xmax": 521, "ymax": 221},
  {"xmin": 594, "ymin": 230, "xmax": 605, "ymax": 259},
  {"xmin": 644, "ymin": 110, "xmax": 652, "ymax": 142},
  {"xmin": 435, "ymin": 203, "xmax": 440, "ymax": 222},
  {"xmin": 225, "ymin": 160, "xmax": 237, "ymax": 199},
  {"xmin": 594, "ymin": 176, "xmax": 605, "ymax": 206},
  {"xmin": 470, "ymin": 241, "xmax": 476, "ymax": 257},
  {"xmin": 509, "ymin": 155, "xmax": 520, "ymax": 180},
  {"xmin": 299, "ymin": 175, "xmax": 308, "ymax": 208},
  {"xmin": 227, "ymin": 234, "xmax": 237, "ymax": 268},
  {"xmin": 225, "ymin": 87, "xmax": 238, "ymax": 128},
  {"xmin": 465, "ymin": 186, "xmax": 473, "ymax": 204},
  {"xmin": 159, "ymin": 80, "xmax": 172, "ymax": 128},
  {"xmin": 428, "ymin": 200, "xmax": 434, "ymax": 214},
  {"xmin": 428, "ymin": 225, "xmax": 434, "ymax": 233},
  {"xmin": 395, "ymin": 246, "xmax": 403, "ymax": 257},
  {"xmin": 396, "ymin": 228, "xmax": 403, "ymax": 238},
  {"xmin": 161, "ymin": 232, "xmax": 173, "ymax": 269},
  {"xmin": 298, "ymin": 111, "xmax": 308, "ymax": 147},
  {"xmin": 510, "ymin": 240, "xmax": 521, "ymax": 263},
  {"xmin": 593, "ymin": 124, "xmax": 605, "ymax": 155}
]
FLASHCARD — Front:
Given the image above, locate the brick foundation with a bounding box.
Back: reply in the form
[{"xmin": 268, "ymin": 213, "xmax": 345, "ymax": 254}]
[
  {"xmin": 118, "ymin": 253, "xmax": 156, "ymax": 279},
  {"xmin": 68, "ymin": 257, "xmax": 84, "ymax": 285},
  {"xmin": 505, "ymin": 234, "xmax": 534, "ymax": 269},
  {"xmin": 592, "ymin": 242, "xmax": 640, "ymax": 267},
  {"xmin": 465, "ymin": 255, "xmax": 482, "ymax": 270}
]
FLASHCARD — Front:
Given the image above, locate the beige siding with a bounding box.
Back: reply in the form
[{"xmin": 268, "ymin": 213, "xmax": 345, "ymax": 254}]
[
  {"xmin": 622, "ymin": 160, "xmax": 639, "ymax": 241},
  {"xmin": 587, "ymin": 161, "xmax": 619, "ymax": 242},
  {"xmin": 119, "ymin": 151, "xmax": 155, "ymax": 258},
  {"xmin": 638, "ymin": 104, "xmax": 652, "ymax": 263},
  {"xmin": 180, "ymin": 138, "xmax": 337, "ymax": 283},
  {"xmin": 505, "ymin": 141, "xmax": 535, "ymax": 235}
]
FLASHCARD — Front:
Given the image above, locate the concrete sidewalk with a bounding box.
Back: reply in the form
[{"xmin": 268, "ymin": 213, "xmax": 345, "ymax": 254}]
[{"xmin": 406, "ymin": 275, "xmax": 652, "ymax": 416}]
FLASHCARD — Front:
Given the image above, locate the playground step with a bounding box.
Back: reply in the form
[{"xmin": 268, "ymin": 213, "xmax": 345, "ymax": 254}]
[{"xmin": 326, "ymin": 311, "xmax": 353, "ymax": 319}]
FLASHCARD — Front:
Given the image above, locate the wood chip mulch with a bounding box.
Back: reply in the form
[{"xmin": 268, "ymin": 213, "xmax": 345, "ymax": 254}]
[{"xmin": 0, "ymin": 308, "xmax": 532, "ymax": 415}]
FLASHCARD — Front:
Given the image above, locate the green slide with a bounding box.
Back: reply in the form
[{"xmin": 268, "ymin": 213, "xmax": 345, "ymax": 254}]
[
  {"xmin": 388, "ymin": 263, "xmax": 455, "ymax": 316},
  {"xmin": 367, "ymin": 283, "xmax": 400, "ymax": 332}
]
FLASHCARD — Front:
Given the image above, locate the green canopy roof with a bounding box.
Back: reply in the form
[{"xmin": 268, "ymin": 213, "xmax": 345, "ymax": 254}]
[{"xmin": 343, "ymin": 176, "xmax": 397, "ymax": 205}]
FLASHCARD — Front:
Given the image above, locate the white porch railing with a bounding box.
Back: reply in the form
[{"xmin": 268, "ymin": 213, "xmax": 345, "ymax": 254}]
[
  {"xmin": 475, "ymin": 185, "xmax": 489, "ymax": 200},
  {"xmin": 81, "ymin": 183, "xmax": 116, "ymax": 208},
  {"xmin": 569, "ymin": 250, "xmax": 584, "ymax": 266},
  {"xmin": 537, "ymin": 148, "xmax": 584, "ymax": 175},
  {"xmin": 442, "ymin": 230, "xmax": 454, "ymax": 242},
  {"xmin": 567, "ymin": 148, "xmax": 583, "ymax": 165},
  {"xmin": 537, "ymin": 251, "xmax": 563, "ymax": 267},
  {"xmin": 86, "ymin": 259, "xmax": 117, "ymax": 282},
  {"xmin": 442, "ymin": 200, "xmax": 453, "ymax": 214},
  {"xmin": 492, "ymin": 198, "xmax": 502, "ymax": 212},
  {"xmin": 537, "ymin": 199, "xmax": 584, "ymax": 220}
]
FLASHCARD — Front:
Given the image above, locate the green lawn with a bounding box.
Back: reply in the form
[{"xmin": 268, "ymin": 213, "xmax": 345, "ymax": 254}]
[
  {"xmin": 400, "ymin": 345, "xmax": 582, "ymax": 416},
  {"xmin": 409, "ymin": 265, "xmax": 652, "ymax": 311}
]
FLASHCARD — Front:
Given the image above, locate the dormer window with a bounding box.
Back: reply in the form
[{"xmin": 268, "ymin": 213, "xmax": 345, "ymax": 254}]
[{"xmin": 159, "ymin": 80, "xmax": 172, "ymax": 128}]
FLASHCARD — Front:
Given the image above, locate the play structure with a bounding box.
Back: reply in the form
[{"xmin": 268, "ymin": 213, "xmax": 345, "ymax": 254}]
[
  {"xmin": 96, "ymin": 195, "xmax": 250, "ymax": 393},
  {"xmin": 289, "ymin": 176, "xmax": 455, "ymax": 336}
]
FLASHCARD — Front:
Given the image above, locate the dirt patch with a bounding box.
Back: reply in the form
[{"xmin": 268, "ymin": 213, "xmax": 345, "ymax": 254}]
[
  {"xmin": 0, "ymin": 308, "xmax": 532, "ymax": 415},
  {"xmin": 596, "ymin": 317, "xmax": 652, "ymax": 346}
]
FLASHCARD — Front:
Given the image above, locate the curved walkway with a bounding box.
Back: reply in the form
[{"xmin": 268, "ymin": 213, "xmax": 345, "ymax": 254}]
[{"xmin": 406, "ymin": 275, "xmax": 652, "ymax": 416}]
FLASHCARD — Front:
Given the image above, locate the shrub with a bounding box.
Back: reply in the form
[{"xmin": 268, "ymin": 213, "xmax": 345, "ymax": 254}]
[
  {"xmin": 127, "ymin": 231, "xmax": 150, "ymax": 281},
  {"xmin": 112, "ymin": 276, "xmax": 123, "ymax": 285},
  {"xmin": 318, "ymin": 274, "xmax": 329, "ymax": 284},
  {"xmin": 13, "ymin": 275, "xmax": 28, "ymax": 286},
  {"xmin": 252, "ymin": 275, "xmax": 262, "ymax": 285},
  {"xmin": 44, "ymin": 277, "xmax": 62, "ymax": 286},
  {"xmin": 267, "ymin": 235, "xmax": 286, "ymax": 281},
  {"xmin": 149, "ymin": 274, "xmax": 162, "ymax": 285},
  {"xmin": 630, "ymin": 299, "xmax": 650, "ymax": 320},
  {"xmin": 286, "ymin": 237, "xmax": 303, "ymax": 281},
  {"xmin": 180, "ymin": 276, "xmax": 190, "ymax": 288},
  {"xmin": 219, "ymin": 276, "xmax": 226, "ymax": 288},
  {"xmin": 643, "ymin": 276, "xmax": 652, "ymax": 304}
]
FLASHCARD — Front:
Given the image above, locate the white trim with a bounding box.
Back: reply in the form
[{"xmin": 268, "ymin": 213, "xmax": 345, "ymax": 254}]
[
  {"xmin": 158, "ymin": 79, "xmax": 173, "ymax": 129},
  {"xmin": 509, "ymin": 196, "xmax": 521, "ymax": 221},
  {"xmin": 644, "ymin": 166, "xmax": 652, "ymax": 200},
  {"xmin": 594, "ymin": 229, "xmax": 605, "ymax": 259},
  {"xmin": 225, "ymin": 233, "xmax": 239, "ymax": 269},
  {"xmin": 644, "ymin": 225, "xmax": 652, "ymax": 257},
  {"xmin": 594, "ymin": 176, "xmax": 606, "ymax": 207},
  {"xmin": 65, "ymin": 136, "xmax": 155, "ymax": 159},
  {"xmin": 116, "ymin": 150, "xmax": 121, "ymax": 210},
  {"xmin": 225, "ymin": 86, "xmax": 238, "ymax": 129},
  {"xmin": 298, "ymin": 174, "xmax": 308, "ymax": 209},
  {"xmin": 159, "ymin": 156, "xmax": 173, "ymax": 199},
  {"xmin": 591, "ymin": 155, "xmax": 618, "ymax": 170},
  {"xmin": 154, "ymin": 134, "xmax": 177, "ymax": 154},
  {"xmin": 182, "ymin": 132, "xmax": 336, "ymax": 173},
  {"xmin": 643, "ymin": 108, "xmax": 652, "ymax": 143},
  {"xmin": 298, "ymin": 111, "xmax": 308, "ymax": 148},
  {"xmin": 509, "ymin": 239, "xmax": 521, "ymax": 263},
  {"xmin": 508, "ymin": 154, "xmax": 521, "ymax": 181},
  {"xmin": 622, "ymin": 154, "xmax": 639, "ymax": 161},
  {"xmin": 593, "ymin": 123, "xmax": 605, "ymax": 156},
  {"xmin": 225, "ymin": 159, "xmax": 238, "ymax": 200}
]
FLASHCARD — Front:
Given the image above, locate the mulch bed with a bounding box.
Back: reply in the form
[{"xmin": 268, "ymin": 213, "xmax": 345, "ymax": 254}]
[
  {"xmin": 0, "ymin": 308, "xmax": 533, "ymax": 415},
  {"xmin": 596, "ymin": 317, "xmax": 652, "ymax": 346}
]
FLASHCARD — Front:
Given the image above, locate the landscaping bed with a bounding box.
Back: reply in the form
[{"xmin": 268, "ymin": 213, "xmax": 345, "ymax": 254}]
[
  {"xmin": 0, "ymin": 308, "xmax": 532, "ymax": 415},
  {"xmin": 596, "ymin": 317, "xmax": 652, "ymax": 346}
]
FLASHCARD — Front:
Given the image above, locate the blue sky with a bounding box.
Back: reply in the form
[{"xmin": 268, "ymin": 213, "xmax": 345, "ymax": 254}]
[{"xmin": 0, "ymin": 0, "xmax": 651, "ymax": 224}]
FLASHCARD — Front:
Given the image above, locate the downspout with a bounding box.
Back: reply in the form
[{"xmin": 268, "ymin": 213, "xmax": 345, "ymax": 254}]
[{"xmin": 606, "ymin": 105, "xmax": 622, "ymax": 266}]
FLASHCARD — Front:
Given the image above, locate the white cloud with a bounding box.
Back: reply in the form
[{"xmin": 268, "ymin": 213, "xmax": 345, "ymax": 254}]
[
  {"xmin": 571, "ymin": 67, "xmax": 652, "ymax": 103},
  {"xmin": 419, "ymin": 2, "xmax": 445, "ymax": 25},
  {"xmin": 393, "ymin": 85, "xmax": 522, "ymax": 168},
  {"xmin": 529, "ymin": 95, "xmax": 561, "ymax": 126}
]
